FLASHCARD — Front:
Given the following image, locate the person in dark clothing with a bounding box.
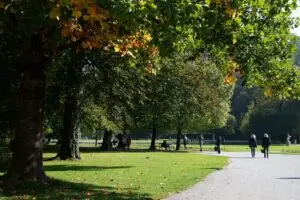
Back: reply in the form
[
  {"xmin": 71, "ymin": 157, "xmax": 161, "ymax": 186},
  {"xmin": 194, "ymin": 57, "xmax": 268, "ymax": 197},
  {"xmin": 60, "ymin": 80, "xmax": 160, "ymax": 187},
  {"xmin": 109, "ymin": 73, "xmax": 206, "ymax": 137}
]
[
  {"xmin": 183, "ymin": 135, "xmax": 188, "ymax": 150},
  {"xmin": 199, "ymin": 134, "xmax": 204, "ymax": 152},
  {"xmin": 248, "ymin": 134, "xmax": 257, "ymax": 158},
  {"xmin": 215, "ymin": 136, "xmax": 222, "ymax": 154},
  {"xmin": 262, "ymin": 133, "xmax": 271, "ymax": 158}
]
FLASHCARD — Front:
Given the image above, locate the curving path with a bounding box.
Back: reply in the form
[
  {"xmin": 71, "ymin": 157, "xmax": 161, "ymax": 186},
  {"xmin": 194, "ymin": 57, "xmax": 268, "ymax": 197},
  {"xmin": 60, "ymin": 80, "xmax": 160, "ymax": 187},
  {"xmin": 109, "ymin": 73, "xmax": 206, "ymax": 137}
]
[{"xmin": 166, "ymin": 152, "xmax": 300, "ymax": 200}]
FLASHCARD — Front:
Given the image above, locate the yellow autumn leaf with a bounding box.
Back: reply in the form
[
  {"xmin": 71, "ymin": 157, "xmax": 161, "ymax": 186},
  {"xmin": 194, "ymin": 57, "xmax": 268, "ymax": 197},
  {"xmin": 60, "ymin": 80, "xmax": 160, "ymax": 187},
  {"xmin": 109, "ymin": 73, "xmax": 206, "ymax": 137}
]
[
  {"xmin": 225, "ymin": 7, "xmax": 236, "ymax": 18},
  {"xmin": 72, "ymin": 9, "xmax": 82, "ymax": 18},
  {"xmin": 61, "ymin": 27, "xmax": 70, "ymax": 37},
  {"xmin": 49, "ymin": 7, "xmax": 61, "ymax": 20},
  {"xmin": 114, "ymin": 45, "xmax": 120, "ymax": 52},
  {"xmin": 143, "ymin": 34, "xmax": 152, "ymax": 42},
  {"xmin": 211, "ymin": 0, "xmax": 222, "ymax": 4},
  {"xmin": 83, "ymin": 15, "xmax": 90, "ymax": 21},
  {"xmin": 72, "ymin": 0, "xmax": 87, "ymax": 7},
  {"xmin": 0, "ymin": 1, "xmax": 4, "ymax": 9},
  {"xmin": 87, "ymin": 4, "xmax": 98, "ymax": 17},
  {"xmin": 264, "ymin": 88, "xmax": 273, "ymax": 97},
  {"xmin": 224, "ymin": 75, "xmax": 236, "ymax": 84}
]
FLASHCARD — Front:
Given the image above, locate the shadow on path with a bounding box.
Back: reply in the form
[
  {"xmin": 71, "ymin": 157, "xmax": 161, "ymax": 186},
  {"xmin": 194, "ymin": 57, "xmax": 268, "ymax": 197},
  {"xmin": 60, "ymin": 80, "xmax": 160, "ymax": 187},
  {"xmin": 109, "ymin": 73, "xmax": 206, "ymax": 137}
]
[{"xmin": 277, "ymin": 177, "xmax": 300, "ymax": 180}]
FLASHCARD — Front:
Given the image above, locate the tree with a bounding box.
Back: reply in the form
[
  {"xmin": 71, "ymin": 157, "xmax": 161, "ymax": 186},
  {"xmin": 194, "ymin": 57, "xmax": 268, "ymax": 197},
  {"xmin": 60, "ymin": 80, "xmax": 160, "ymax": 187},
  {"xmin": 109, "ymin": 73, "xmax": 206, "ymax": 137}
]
[
  {"xmin": 165, "ymin": 57, "xmax": 233, "ymax": 150},
  {"xmin": 1, "ymin": 0, "xmax": 299, "ymax": 183}
]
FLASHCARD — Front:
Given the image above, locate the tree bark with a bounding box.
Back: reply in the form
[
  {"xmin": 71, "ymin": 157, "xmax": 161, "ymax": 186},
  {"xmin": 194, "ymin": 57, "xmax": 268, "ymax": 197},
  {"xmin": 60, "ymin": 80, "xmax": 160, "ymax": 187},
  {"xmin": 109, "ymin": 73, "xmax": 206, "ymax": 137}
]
[
  {"xmin": 149, "ymin": 118, "xmax": 157, "ymax": 150},
  {"xmin": 3, "ymin": 33, "xmax": 49, "ymax": 183},
  {"xmin": 176, "ymin": 127, "xmax": 182, "ymax": 150},
  {"xmin": 56, "ymin": 58, "xmax": 83, "ymax": 160},
  {"xmin": 95, "ymin": 135, "xmax": 98, "ymax": 147},
  {"xmin": 100, "ymin": 130, "xmax": 113, "ymax": 150},
  {"xmin": 57, "ymin": 90, "xmax": 81, "ymax": 160}
]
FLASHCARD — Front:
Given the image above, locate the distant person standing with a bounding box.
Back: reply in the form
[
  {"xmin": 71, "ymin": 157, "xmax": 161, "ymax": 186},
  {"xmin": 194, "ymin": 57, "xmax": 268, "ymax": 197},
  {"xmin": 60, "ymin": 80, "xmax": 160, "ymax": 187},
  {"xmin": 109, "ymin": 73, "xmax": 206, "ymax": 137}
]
[
  {"xmin": 183, "ymin": 135, "xmax": 188, "ymax": 149},
  {"xmin": 286, "ymin": 134, "xmax": 291, "ymax": 146},
  {"xmin": 262, "ymin": 133, "xmax": 271, "ymax": 159},
  {"xmin": 248, "ymin": 134, "xmax": 257, "ymax": 158},
  {"xmin": 199, "ymin": 134, "xmax": 204, "ymax": 152},
  {"xmin": 215, "ymin": 136, "xmax": 222, "ymax": 154}
]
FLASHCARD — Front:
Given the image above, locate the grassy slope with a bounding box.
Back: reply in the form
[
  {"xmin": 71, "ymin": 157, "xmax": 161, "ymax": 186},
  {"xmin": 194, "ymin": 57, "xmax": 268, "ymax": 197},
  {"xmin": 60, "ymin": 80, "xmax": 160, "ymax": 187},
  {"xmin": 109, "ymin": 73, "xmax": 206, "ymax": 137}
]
[{"xmin": 0, "ymin": 152, "xmax": 228, "ymax": 200}]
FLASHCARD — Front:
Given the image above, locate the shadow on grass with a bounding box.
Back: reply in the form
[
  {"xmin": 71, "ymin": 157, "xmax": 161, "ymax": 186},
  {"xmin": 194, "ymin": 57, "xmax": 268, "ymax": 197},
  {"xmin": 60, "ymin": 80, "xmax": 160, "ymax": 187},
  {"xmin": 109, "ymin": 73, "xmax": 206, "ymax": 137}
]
[
  {"xmin": 43, "ymin": 146, "xmax": 189, "ymax": 154},
  {"xmin": 201, "ymin": 167, "xmax": 222, "ymax": 170},
  {"xmin": 44, "ymin": 165, "xmax": 132, "ymax": 172},
  {"xmin": 0, "ymin": 178, "xmax": 152, "ymax": 200}
]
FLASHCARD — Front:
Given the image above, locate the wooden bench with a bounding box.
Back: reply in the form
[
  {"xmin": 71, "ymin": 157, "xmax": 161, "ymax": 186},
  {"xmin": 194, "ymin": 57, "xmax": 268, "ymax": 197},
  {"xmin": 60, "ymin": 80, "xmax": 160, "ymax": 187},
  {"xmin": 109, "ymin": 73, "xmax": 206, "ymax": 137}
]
[{"xmin": 159, "ymin": 143, "xmax": 174, "ymax": 151}]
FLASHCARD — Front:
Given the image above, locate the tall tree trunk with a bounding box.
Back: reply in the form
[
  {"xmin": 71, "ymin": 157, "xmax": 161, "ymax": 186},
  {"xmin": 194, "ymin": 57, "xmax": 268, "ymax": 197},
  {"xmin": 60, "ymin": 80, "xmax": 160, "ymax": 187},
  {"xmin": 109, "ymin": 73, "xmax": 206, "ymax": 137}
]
[
  {"xmin": 3, "ymin": 33, "xmax": 48, "ymax": 183},
  {"xmin": 95, "ymin": 135, "xmax": 98, "ymax": 147},
  {"xmin": 176, "ymin": 127, "xmax": 182, "ymax": 150},
  {"xmin": 149, "ymin": 118, "xmax": 157, "ymax": 150},
  {"xmin": 100, "ymin": 130, "xmax": 113, "ymax": 150},
  {"xmin": 56, "ymin": 58, "xmax": 82, "ymax": 160},
  {"xmin": 57, "ymin": 91, "xmax": 81, "ymax": 160}
]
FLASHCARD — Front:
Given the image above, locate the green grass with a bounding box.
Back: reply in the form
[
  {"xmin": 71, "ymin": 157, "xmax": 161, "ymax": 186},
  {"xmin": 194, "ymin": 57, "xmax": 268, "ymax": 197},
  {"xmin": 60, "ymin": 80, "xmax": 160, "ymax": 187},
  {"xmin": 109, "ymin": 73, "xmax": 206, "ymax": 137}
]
[
  {"xmin": 0, "ymin": 152, "xmax": 228, "ymax": 200},
  {"xmin": 78, "ymin": 139, "xmax": 300, "ymax": 154}
]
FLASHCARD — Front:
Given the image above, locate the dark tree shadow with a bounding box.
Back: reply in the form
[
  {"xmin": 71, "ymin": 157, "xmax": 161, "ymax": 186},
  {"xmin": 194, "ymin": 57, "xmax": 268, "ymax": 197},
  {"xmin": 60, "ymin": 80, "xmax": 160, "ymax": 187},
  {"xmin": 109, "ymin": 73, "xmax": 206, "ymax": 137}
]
[
  {"xmin": 44, "ymin": 165, "xmax": 132, "ymax": 172},
  {"xmin": 43, "ymin": 145, "xmax": 189, "ymax": 154},
  {"xmin": 0, "ymin": 178, "xmax": 152, "ymax": 200},
  {"xmin": 201, "ymin": 167, "xmax": 222, "ymax": 170},
  {"xmin": 277, "ymin": 177, "xmax": 300, "ymax": 180}
]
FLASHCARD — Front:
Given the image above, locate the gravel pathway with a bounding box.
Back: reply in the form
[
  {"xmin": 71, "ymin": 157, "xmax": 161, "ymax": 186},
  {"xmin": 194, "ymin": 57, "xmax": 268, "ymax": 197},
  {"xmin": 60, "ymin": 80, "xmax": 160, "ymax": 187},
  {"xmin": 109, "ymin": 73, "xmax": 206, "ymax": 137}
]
[{"xmin": 165, "ymin": 151, "xmax": 300, "ymax": 200}]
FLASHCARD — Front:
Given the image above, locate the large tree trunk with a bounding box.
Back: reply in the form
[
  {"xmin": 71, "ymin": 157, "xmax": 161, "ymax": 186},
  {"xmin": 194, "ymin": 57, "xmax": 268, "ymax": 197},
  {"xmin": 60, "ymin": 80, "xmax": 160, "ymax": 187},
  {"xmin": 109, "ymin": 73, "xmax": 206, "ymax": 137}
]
[
  {"xmin": 176, "ymin": 127, "xmax": 182, "ymax": 150},
  {"xmin": 3, "ymin": 33, "xmax": 49, "ymax": 184},
  {"xmin": 56, "ymin": 59, "xmax": 82, "ymax": 160},
  {"xmin": 149, "ymin": 118, "xmax": 157, "ymax": 150},
  {"xmin": 100, "ymin": 130, "xmax": 113, "ymax": 150},
  {"xmin": 56, "ymin": 91, "xmax": 81, "ymax": 160}
]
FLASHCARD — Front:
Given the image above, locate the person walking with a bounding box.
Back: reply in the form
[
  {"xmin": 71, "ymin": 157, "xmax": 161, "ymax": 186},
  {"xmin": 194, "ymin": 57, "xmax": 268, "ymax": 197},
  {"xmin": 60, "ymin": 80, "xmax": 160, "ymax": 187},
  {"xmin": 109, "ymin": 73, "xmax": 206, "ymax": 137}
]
[
  {"xmin": 248, "ymin": 134, "xmax": 257, "ymax": 158},
  {"xmin": 262, "ymin": 133, "xmax": 271, "ymax": 158},
  {"xmin": 183, "ymin": 135, "xmax": 188, "ymax": 150},
  {"xmin": 199, "ymin": 134, "xmax": 204, "ymax": 152},
  {"xmin": 215, "ymin": 136, "xmax": 222, "ymax": 154}
]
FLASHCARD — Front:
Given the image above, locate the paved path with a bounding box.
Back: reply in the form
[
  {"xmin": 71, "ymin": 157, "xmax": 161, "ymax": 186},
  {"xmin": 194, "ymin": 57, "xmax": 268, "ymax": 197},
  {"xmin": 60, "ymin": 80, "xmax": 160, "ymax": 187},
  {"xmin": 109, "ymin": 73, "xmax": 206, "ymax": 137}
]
[{"xmin": 166, "ymin": 152, "xmax": 300, "ymax": 200}]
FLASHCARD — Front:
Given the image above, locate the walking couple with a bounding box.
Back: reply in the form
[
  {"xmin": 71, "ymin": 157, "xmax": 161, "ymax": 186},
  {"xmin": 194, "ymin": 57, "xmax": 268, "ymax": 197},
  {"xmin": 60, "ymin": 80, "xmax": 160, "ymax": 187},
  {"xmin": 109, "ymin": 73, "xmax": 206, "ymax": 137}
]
[{"xmin": 249, "ymin": 133, "xmax": 271, "ymax": 158}]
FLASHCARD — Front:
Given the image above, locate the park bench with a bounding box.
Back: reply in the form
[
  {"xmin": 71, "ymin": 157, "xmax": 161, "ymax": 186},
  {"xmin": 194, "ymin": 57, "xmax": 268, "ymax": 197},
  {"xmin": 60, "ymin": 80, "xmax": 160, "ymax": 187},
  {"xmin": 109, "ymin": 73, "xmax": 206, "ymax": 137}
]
[{"xmin": 159, "ymin": 141, "xmax": 174, "ymax": 150}]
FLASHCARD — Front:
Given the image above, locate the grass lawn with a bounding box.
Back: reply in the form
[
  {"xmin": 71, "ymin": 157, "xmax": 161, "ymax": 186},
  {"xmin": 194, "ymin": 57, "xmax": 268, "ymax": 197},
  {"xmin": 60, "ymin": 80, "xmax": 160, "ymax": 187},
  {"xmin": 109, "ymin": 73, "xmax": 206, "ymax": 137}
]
[
  {"xmin": 79, "ymin": 139, "xmax": 300, "ymax": 154},
  {"xmin": 0, "ymin": 152, "xmax": 228, "ymax": 200}
]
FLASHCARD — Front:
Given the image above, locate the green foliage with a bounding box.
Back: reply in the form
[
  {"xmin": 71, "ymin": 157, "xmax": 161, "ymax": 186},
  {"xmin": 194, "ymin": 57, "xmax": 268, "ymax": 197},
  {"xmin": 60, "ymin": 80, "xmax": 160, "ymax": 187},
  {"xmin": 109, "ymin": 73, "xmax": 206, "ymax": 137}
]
[{"xmin": 240, "ymin": 94, "xmax": 300, "ymax": 141}]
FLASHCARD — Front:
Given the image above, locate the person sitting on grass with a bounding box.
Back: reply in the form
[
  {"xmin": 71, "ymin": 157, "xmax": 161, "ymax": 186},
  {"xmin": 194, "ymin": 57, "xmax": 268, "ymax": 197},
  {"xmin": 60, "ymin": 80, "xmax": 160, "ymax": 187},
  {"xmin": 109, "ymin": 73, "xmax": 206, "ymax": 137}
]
[{"xmin": 161, "ymin": 140, "xmax": 169, "ymax": 150}]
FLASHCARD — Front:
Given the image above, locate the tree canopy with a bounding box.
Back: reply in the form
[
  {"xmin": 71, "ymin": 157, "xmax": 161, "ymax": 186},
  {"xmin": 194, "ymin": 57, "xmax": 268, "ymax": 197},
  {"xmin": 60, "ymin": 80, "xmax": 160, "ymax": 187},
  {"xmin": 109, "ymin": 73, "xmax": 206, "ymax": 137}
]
[{"xmin": 1, "ymin": 0, "xmax": 300, "ymax": 183}]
